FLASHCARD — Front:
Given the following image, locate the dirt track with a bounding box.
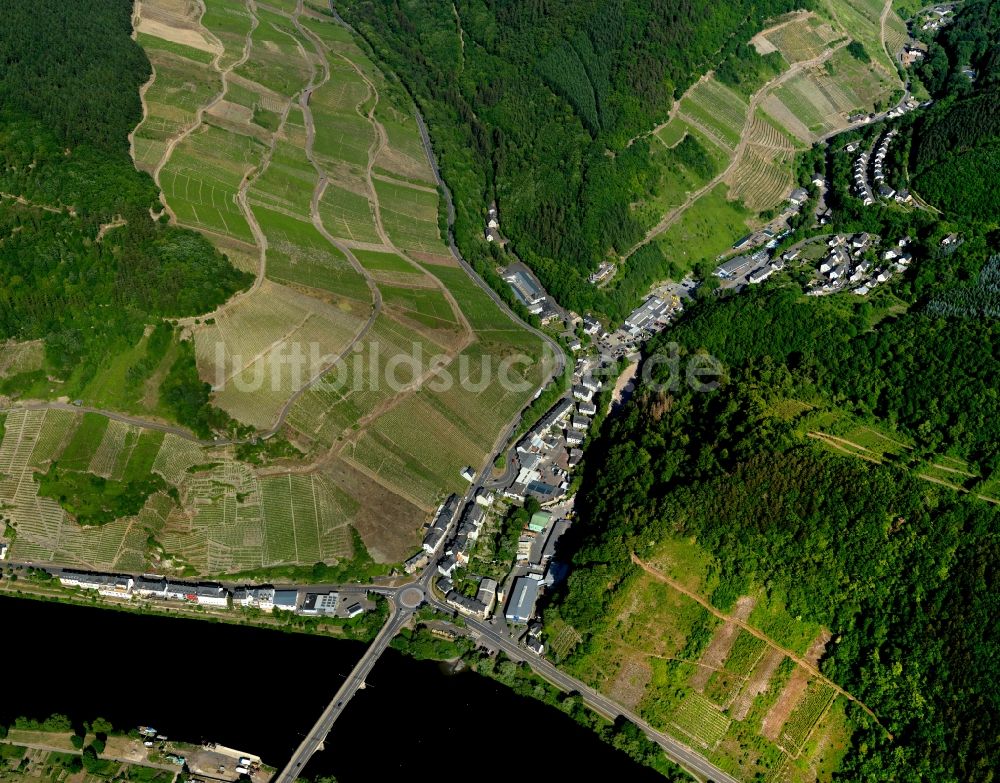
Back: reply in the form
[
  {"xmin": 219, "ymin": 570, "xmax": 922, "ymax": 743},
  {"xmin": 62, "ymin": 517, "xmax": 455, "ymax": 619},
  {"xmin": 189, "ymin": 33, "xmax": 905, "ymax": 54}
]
[{"xmin": 631, "ymin": 553, "xmax": 892, "ymax": 736}]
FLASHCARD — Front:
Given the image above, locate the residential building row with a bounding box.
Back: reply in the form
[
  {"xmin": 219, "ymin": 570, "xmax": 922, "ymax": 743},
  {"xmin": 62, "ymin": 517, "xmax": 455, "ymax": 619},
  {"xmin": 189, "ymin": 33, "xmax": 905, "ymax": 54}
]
[{"xmin": 56, "ymin": 570, "xmax": 365, "ymax": 618}]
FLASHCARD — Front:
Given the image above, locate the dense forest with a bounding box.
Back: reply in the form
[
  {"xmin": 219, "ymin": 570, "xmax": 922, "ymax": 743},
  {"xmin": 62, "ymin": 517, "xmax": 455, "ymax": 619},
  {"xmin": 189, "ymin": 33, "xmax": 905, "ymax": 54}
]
[
  {"xmin": 547, "ymin": 267, "xmax": 1000, "ymax": 778},
  {"xmin": 0, "ymin": 1, "xmax": 250, "ymax": 399},
  {"xmin": 909, "ymin": 0, "xmax": 1000, "ymax": 218},
  {"xmin": 337, "ymin": 0, "xmax": 805, "ymax": 319}
]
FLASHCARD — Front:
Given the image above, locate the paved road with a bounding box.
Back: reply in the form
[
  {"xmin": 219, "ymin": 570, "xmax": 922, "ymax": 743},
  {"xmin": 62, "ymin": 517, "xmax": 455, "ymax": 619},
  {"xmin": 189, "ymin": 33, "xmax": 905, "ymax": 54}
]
[
  {"xmin": 439, "ymin": 605, "xmax": 739, "ymax": 783},
  {"xmin": 271, "ymin": 598, "xmax": 413, "ymax": 783}
]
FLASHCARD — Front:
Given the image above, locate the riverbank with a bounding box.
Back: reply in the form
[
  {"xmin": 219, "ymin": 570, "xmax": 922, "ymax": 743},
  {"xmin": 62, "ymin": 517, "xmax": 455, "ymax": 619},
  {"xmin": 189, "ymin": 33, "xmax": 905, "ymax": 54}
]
[{"xmin": 0, "ymin": 568, "xmax": 386, "ymax": 643}]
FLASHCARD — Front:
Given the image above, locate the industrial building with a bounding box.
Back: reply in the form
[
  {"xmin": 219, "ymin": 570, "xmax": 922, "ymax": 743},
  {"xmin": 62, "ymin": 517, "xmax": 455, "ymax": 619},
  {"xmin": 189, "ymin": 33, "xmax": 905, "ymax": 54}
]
[{"xmin": 504, "ymin": 576, "xmax": 540, "ymax": 624}]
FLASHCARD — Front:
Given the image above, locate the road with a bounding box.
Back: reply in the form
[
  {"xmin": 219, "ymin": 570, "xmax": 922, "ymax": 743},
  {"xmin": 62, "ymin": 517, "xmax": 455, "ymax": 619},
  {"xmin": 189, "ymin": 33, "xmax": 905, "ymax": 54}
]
[
  {"xmin": 271, "ymin": 598, "xmax": 413, "ymax": 783},
  {"xmin": 435, "ymin": 602, "xmax": 740, "ymax": 783}
]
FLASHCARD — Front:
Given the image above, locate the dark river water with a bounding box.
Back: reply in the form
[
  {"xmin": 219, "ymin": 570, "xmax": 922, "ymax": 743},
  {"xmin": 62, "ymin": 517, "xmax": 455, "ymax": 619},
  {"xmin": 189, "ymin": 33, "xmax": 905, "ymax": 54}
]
[{"xmin": 0, "ymin": 595, "xmax": 661, "ymax": 781}]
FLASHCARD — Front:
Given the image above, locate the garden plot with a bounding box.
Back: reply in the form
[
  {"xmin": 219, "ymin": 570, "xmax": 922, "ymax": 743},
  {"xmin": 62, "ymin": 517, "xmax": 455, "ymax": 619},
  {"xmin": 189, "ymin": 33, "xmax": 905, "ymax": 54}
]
[{"xmin": 162, "ymin": 122, "xmax": 265, "ymax": 244}]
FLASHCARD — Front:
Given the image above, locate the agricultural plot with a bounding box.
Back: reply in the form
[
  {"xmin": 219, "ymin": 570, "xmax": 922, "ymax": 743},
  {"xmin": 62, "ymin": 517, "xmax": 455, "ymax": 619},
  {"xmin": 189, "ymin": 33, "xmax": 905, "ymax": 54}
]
[
  {"xmin": 285, "ymin": 313, "xmax": 446, "ymax": 447},
  {"xmin": 341, "ymin": 318, "xmax": 542, "ymax": 508},
  {"xmin": 52, "ymin": 414, "xmax": 108, "ymax": 472},
  {"xmin": 669, "ymin": 692, "xmax": 732, "ymax": 749},
  {"xmin": 761, "ymin": 15, "xmax": 842, "ymax": 63},
  {"xmin": 234, "ymin": 9, "xmax": 313, "ymax": 97},
  {"xmin": 247, "ymin": 138, "xmax": 317, "ymax": 218},
  {"xmin": 704, "ymin": 631, "xmax": 769, "ymax": 707},
  {"xmin": 256, "ymin": 206, "xmax": 372, "ymax": 301},
  {"xmin": 129, "ymin": 0, "xmax": 545, "ymax": 569},
  {"xmin": 310, "ymin": 58, "xmax": 375, "ymax": 169},
  {"xmin": 778, "ymin": 682, "xmax": 837, "ymax": 756},
  {"xmin": 676, "ymin": 78, "xmax": 748, "ymax": 152},
  {"xmin": 88, "ymin": 419, "xmax": 136, "ymax": 479},
  {"xmin": 161, "ymin": 122, "xmax": 265, "ymax": 243},
  {"xmin": 201, "ymin": 0, "xmax": 254, "ymax": 70},
  {"xmin": 420, "ymin": 336, "xmax": 543, "ymax": 450},
  {"xmin": 374, "ymin": 107, "xmax": 437, "ymax": 185},
  {"xmin": 353, "ymin": 248, "xmax": 423, "ymax": 276},
  {"xmin": 883, "ymin": 11, "xmax": 909, "ymax": 58},
  {"xmin": 193, "ymin": 279, "xmax": 365, "ymax": 427},
  {"xmin": 318, "ymin": 181, "xmax": 382, "ymax": 245},
  {"xmin": 132, "ymin": 48, "xmax": 221, "ymax": 172},
  {"xmin": 648, "ymin": 125, "xmax": 729, "ymax": 216},
  {"xmin": 380, "ymin": 284, "xmax": 458, "ymax": 328},
  {"xmin": 152, "ymin": 433, "xmax": 209, "ymax": 485},
  {"xmin": 727, "ymin": 112, "xmax": 802, "ymax": 212},
  {"xmin": 162, "ymin": 460, "xmax": 357, "ymax": 574},
  {"xmin": 135, "ymin": 0, "xmax": 221, "ymax": 56},
  {"xmin": 427, "ymin": 266, "xmax": 525, "ymax": 331},
  {"xmin": 162, "ymin": 459, "xmax": 262, "ymax": 572},
  {"xmin": 824, "ymin": 0, "xmax": 902, "ymax": 74},
  {"xmin": 0, "ymin": 411, "xmax": 170, "ymax": 569},
  {"xmin": 0, "ymin": 340, "xmax": 44, "ymax": 378},
  {"xmin": 373, "ymin": 178, "xmax": 445, "ymax": 254}
]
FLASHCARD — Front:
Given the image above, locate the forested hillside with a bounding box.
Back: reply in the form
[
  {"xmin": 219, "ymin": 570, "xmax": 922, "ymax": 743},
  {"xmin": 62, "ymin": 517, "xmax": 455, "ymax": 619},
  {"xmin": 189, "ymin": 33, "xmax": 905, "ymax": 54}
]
[
  {"xmin": 909, "ymin": 0, "xmax": 1000, "ymax": 219},
  {"xmin": 0, "ymin": 1, "xmax": 250, "ymax": 389},
  {"xmin": 338, "ymin": 0, "xmax": 805, "ymax": 319},
  {"xmin": 546, "ymin": 262, "xmax": 1000, "ymax": 779}
]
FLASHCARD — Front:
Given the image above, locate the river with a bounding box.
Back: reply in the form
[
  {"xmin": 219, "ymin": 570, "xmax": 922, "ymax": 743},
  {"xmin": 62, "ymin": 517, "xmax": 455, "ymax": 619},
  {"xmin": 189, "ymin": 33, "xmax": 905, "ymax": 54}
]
[{"xmin": 0, "ymin": 595, "xmax": 662, "ymax": 781}]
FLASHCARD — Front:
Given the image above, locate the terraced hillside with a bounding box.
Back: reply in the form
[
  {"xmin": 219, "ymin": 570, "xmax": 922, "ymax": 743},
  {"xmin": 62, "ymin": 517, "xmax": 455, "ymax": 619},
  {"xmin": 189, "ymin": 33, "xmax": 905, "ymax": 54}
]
[
  {"xmin": 625, "ymin": 2, "xmax": 904, "ymax": 270},
  {"xmin": 0, "ymin": 0, "xmax": 547, "ymax": 573}
]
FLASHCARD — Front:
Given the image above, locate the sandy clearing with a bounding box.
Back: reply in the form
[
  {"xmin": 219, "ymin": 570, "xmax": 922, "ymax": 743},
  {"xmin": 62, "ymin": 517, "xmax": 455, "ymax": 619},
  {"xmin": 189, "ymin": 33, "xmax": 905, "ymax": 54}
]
[{"xmin": 135, "ymin": 16, "xmax": 221, "ymax": 53}]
